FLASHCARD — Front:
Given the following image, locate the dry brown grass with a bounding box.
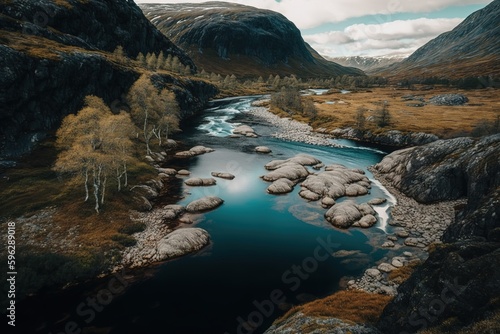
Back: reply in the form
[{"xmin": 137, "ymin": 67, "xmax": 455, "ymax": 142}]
[
  {"xmin": 279, "ymin": 290, "xmax": 393, "ymax": 326},
  {"xmin": 387, "ymin": 260, "xmax": 422, "ymax": 285},
  {"xmin": 279, "ymin": 86, "xmax": 500, "ymax": 138}
]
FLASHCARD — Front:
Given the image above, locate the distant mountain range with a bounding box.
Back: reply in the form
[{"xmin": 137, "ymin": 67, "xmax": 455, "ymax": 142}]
[
  {"xmin": 326, "ymin": 55, "xmax": 406, "ymax": 73},
  {"xmin": 140, "ymin": 2, "xmax": 363, "ymax": 79},
  {"xmin": 375, "ymin": 0, "xmax": 500, "ymax": 80}
]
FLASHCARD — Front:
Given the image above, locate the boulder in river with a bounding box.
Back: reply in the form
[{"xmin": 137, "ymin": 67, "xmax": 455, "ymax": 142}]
[
  {"xmin": 255, "ymin": 146, "xmax": 272, "ymax": 153},
  {"xmin": 262, "ymin": 162, "xmax": 309, "ymax": 182},
  {"xmin": 211, "ymin": 172, "xmax": 235, "ymax": 180},
  {"xmin": 368, "ymin": 198, "xmax": 387, "ymax": 205},
  {"xmin": 161, "ymin": 204, "xmax": 185, "ymax": 221},
  {"xmin": 175, "ymin": 145, "xmax": 215, "ymax": 157},
  {"xmin": 177, "ymin": 169, "xmax": 191, "ymax": 176},
  {"xmin": 233, "ymin": 125, "xmax": 257, "ymax": 136},
  {"xmin": 156, "ymin": 228, "xmax": 210, "ymax": 260},
  {"xmin": 186, "ymin": 196, "xmax": 224, "ymax": 212},
  {"xmin": 267, "ymin": 178, "xmax": 295, "ymax": 194},
  {"xmin": 299, "ymin": 189, "xmax": 322, "ymax": 201},
  {"xmin": 184, "ymin": 178, "xmax": 217, "ymax": 186},
  {"xmin": 324, "ymin": 201, "xmax": 363, "ymax": 228}
]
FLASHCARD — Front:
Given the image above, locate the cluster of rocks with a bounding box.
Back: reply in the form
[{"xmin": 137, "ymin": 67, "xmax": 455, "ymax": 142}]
[
  {"xmin": 261, "ymin": 154, "xmax": 386, "ymax": 229},
  {"xmin": 120, "ymin": 195, "xmax": 224, "ymax": 268},
  {"xmin": 347, "ymin": 252, "xmax": 419, "ymax": 296},
  {"xmin": 175, "ymin": 145, "xmax": 215, "ymax": 157},
  {"xmin": 232, "ymin": 125, "xmax": 258, "ymax": 138},
  {"xmin": 371, "ymin": 166, "xmax": 466, "ymax": 250},
  {"xmin": 428, "ymin": 93, "xmax": 469, "ymax": 106},
  {"xmin": 248, "ymin": 107, "xmax": 340, "ymax": 146}
]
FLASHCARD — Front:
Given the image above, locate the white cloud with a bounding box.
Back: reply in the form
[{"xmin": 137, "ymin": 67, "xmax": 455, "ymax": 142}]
[
  {"xmin": 134, "ymin": 0, "xmax": 491, "ymax": 29},
  {"xmin": 304, "ymin": 18, "xmax": 462, "ymax": 57}
]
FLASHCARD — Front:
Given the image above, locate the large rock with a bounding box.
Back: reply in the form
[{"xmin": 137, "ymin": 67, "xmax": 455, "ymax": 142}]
[
  {"xmin": 156, "ymin": 228, "xmax": 210, "ymax": 260},
  {"xmin": 175, "ymin": 145, "xmax": 215, "ymax": 157},
  {"xmin": 211, "ymin": 172, "xmax": 235, "ymax": 180},
  {"xmin": 378, "ymin": 241, "xmax": 500, "ymax": 334},
  {"xmin": 267, "ymin": 178, "xmax": 295, "ymax": 194},
  {"xmin": 184, "ymin": 178, "xmax": 217, "ymax": 186},
  {"xmin": 428, "ymin": 94, "xmax": 469, "ymax": 106},
  {"xmin": 233, "ymin": 125, "xmax": 257, "ymax": 136},
  {"xmin": 374, "ymin": 135, "xmax": 500, "ymax": 241},
  {"xmin": 300, "ymin": 167, "xmax": 371, "ymax": 200},
  {"xmin": 255, "ymin": 146, "xmax": 272, "ymax": 153},
  {"xmin": 160, "ymin": 204, "xmax": 185, "ymax": 221},
  {"xmin": 325, "ymin": 201, "xmax": 363, "ymax": 228},
  {"xmin": 185, "ymin": 196, "xmax": 224, "ymax": 213},
  {"xmin": 262, "ymin": 162, "xmax": 309, "ymax": 182}
]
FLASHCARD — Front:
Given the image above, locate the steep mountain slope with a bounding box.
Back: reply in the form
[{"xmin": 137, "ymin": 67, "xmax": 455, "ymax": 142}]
[
  {"xmin": 327, "ymin": 55, "xmax": 405, "ymax": 73},
  {"xmin": 140, "ymin": 2, "xmax": 363, "ymax": 79},
  {"xmin": 0, "ymin": 0, "xmax": 216, "ymax": 158},
  {"xmin": 376, "ymin": 0, "xmax": 500, "ymax": 80}
]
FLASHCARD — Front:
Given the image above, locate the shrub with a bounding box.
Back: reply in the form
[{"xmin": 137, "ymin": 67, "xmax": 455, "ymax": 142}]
[{"xmin": 111, "ymin": 234, "xmax": 137, "ymax": 247}]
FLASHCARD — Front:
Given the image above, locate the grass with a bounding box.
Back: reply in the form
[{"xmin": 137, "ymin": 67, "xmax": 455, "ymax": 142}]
[
  {"xmin": 387, "ymin": 260, "xmax": 422, "ymax": 285},
  {"xmin": 0, "ymin": 137, "xmax": 158, "ymax": 300},
  {"xmin": 277, "ymin": 290, "xmax": 392, "ymax": 326},
  {"xmin": 270, "ymin": 86, "xmax": 500, "ymax": 138}
]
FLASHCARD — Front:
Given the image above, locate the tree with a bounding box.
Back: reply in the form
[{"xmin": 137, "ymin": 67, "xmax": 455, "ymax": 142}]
[
  {"xmin": 127, "ymin": 75, "xmax": 180, "ymax": 153},
  {"xmin": 54, "ymin": 96, "xmax": 136, "ymax": 213},
  {"xmin": 375, "ymin": 101, "xmax": 391, "ymax": 128},
  {"xmin": 302, "ymin": 98, "xmax": 317, "ymax": 119},
  {"xmin": 136, "ymin": 52, "xmax": 146, "ymax": 67},
  {"xmin": 146, "ymin": 53, "xmax": 157, "ymax": 70},
  {"xmin": 355, "ymin": 106, "xmax": 367, "ymax": 131},
  {"xmin": 156, "ymin": 51, "xmax": 165, "ymax": 70}
]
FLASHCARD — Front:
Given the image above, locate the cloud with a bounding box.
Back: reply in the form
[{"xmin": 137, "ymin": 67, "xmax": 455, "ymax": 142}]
[
  {"xmin": 304, "ymin": 17, "xmax": 462, "ymax": 57},
  {"xmin": 134, "ymin": 0, "xmax": 491, "ymax": 29}
]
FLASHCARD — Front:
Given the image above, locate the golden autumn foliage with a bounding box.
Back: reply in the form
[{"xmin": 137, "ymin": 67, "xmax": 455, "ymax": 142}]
[{"xmin": 54, "ymin": 96, "xmax": 136, "ymax": 213}]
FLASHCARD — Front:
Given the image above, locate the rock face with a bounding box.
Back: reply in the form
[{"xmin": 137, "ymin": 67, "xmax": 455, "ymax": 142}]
[
  {"xmin": 332, "ymin": 127, "xmax": 438, "ymax": 147},
  {"xmin": 140, "ymin": 2, "xmax": 364, "ymax": 79},
  {"xmin": 0, "ymin": 0, "xmax": 217, "ymax": 158},
  {"xmin": 185, "ymin": 196, "xmax": 224, "ymax": 213},
  {"xmin": 375, "ymin": 134, "xmax": 500, "ymax": 333},
  {"xmin": 156, "ymin": 228, "xmax": 210, "ymax": 260}
]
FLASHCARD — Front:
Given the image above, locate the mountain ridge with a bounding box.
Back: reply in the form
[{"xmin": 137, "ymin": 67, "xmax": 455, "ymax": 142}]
[
  {"xmin": 140, "ymin": 1, "xmax": 364, "ymax": 79},
  {"xmin": 375, "ymin": 0, "xmax": 500, "ymax": 80}
]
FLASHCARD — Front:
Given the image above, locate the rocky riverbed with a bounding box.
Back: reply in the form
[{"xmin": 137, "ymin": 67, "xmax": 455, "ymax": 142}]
[{"xmin": 247, "ymin": 106, "xmax": 340, "ymax": 146}]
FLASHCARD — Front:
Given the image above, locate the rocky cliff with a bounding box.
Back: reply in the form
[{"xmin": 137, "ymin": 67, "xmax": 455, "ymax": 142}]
[
  {"xmin": 374, "ymin": 134, "xmax": 500, "ymax": 333},
  {"xmin": 375, "ymin": 0, "xmax": 500, "ymax": 80},
  {"xmin": 140, "ymin": 2, "xmax": 363, "ymax": 79},
  {"xmin": 0, "ymin": 0, "xmax": 216, "ymax": 159}
]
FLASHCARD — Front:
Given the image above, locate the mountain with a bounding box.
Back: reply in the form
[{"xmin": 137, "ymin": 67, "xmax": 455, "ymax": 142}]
[
  {"xmin": 375, "ymin": 0, "xmax": 500, "ymax": 80},
  {"xmin": 140, "ymin": 2, "xmax": 363, "ymax": 79},
  {"xmin": 0, "ymin": 0, "xmax": 216, "ymax": 158},
  {"xmin": 327, "ymin": 55, "xmax": 406, "ymax": 73}
]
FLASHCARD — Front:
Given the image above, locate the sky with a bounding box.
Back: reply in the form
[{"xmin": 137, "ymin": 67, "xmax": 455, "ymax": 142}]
[{"xmin": 134, "ymin": 0, "xmax": 493, "ymax": 58}]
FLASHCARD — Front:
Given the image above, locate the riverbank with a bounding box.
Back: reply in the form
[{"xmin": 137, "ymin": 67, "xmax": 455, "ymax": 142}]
[{"xmin": 245, "ymin": 102, "xmax": 464, "ymax": 297}]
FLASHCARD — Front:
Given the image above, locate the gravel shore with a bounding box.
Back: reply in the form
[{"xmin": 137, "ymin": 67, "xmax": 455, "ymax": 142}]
[{"xmin": 247, "ymin": 106, "xmax": 340, "ymax": 146}]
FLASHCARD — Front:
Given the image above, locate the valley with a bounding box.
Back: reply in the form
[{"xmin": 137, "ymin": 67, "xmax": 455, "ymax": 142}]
[{"xmin": 1, "ymin": 0, "xmax": 499, "ymax": 333}]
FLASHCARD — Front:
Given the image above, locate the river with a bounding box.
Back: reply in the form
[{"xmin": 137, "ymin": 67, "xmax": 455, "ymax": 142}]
[{"xmin": 19, "ymin": 96, "xmax": 396, "ymax": 334}]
